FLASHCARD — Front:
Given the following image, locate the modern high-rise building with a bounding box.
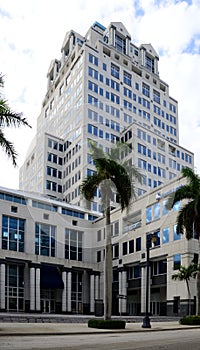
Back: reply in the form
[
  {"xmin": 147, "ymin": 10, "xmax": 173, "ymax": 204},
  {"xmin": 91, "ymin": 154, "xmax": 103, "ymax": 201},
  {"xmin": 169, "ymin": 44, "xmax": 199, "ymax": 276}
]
[
  {"xmin": 0, "ymin": 22, "xmax": 198, "ymax": 317},
  {"xmin": 19, "ymin": 21, "xmax": 194, "ymax": 212}
]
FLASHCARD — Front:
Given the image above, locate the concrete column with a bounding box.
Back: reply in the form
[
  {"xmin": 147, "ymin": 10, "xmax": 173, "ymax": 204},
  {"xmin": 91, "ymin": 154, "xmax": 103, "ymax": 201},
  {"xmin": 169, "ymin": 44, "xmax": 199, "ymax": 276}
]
[
  {"xmin": 141, "ymin": 266, "xmax": 146, "ymax": 314},
  {"xmin": 69, "ymin": 34, "xmax": 74, "ymax": 53},
  {"xmin": 90, "ymin": 274, "xmax": 95, "ymax": 313},
  {"xmin": 110, "ymin": 27, "xmax": 115, "ymax": 46},
  {"xmin": 62, "ymin": 271, "xmax": 67, "ymax": 312},
  {"xmin": 141, "ymin": 265, "xmax": 151, "ymax": 314},
  {"xmin": 35, "ymin": 268, "xmax": 40, "ymax": 311},
  {"xmin": 95, "ymin": 275, "xmax": 100, "ymax": 300},
  {"xmin": 67, "ymin": 271, "xmax": 72, "ymax": 312},
  {"xmin": 126, "ymin": 37, "xmax": 130, "ymax": 56},
  {"xmin": 141, "ymin": 49, "xmax": 146, "ymax": 66},
  {"xmin": 121, "ymin": 271, "xmax": 127, "ymax": 313},
  {"xmin": 30, "ymin": 267, "xmax": 35, "ymax": 311},
  {"xmin": 0, "ymin": 264, "xmax": 6, "ymax": 309},
  {"xmin": 118, "ymin": 271, "xmax": 122, "ymax": 315},
  {"xmin": 155, "ymin": 58, "xmax": 158, "ymax": 75}
]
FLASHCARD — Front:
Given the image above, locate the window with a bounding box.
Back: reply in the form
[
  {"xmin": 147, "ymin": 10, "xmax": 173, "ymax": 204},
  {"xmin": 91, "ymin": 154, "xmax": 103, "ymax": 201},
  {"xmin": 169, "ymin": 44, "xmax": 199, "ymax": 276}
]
[
  {"xmin": 65, "ymin": 229, "xmax": 83, "ymax": 261},
  {"xmin": 152, "ymin": 260, "xmax": 167, "ymax": 275},
  {"xmin": 88, "ymin": 124, "xmax": 98, "ymax": 136},
  {"xmin": 2, "ymin": 215, "xmax": 25, "ymax": 252},
  {"xmin": 123, "ymin": 242, "xmax": 127, "ymax": 255},
  {"xmin": 97, "ymin": 250, "xmax": 101, "ymax": 262},
  {"xmin": 138, "ymin": 158, "xmax": 146, "ymax": 170},
  {"xmin": 111, "ymin": 63, "xmax": 120, "ymax": 79},
  {"xmin": 153, "ymin": 230, "xmax": 160, "ymax": 246},
  {"xmin": 153, "ymin": 90, "xmax": 160, "ymax": 104},
  {"xmin": 113, "ymin": 243, "xmax": 119, "ymax": 258},
  {"xmin": 154, "ymin": 203, "xmax": 160, "ymax": 220},
  {"xmin": 174, "ymin": 254, "xmax": 181, "ymax": 270},
  {"xmin": 103, "ymin": 63, "xmax": 107, "ymax": 71},
  {"xmin": 11, "ymin": 206, "xmax": 18, "ymax": 213},
  {"xmin": 129, "ymin": 240, "xmax": 134, "ymax": 253},
  {"xmin": 123, "ymin": 71, "xmax": 132, "ymax": 86},
  {"xmin": 134, "ymin": 265, "xmax": 141, "ymax": 278},
  {"xmin": 136, "ymin": 237, "xmax": 141, "ymax": 251},
  {"xmin": 138, "ymin": 143, "xmax": 146, "ymax": 156},
  {"xmin": 162, "ymin": 227, "xmax": 170, "ymax": 244},
  {"xmin": 88, "ymin": 94, "xmax": 98, "ymax": 107},
  {"xmin": 88, "ymin": 53, "xmax": 98, "ymax": 66},
  {"xmin": 174, "ymin": 224, "xmax": 181, "ymax": 241},
  {"xmin": 97, "ymin": 230, "xmax": 101, "ymax": 242},
  {"xmin": 111, "ymin": 79, "xmax": 120, "ymax": 91},
  {"xmin": 88, "ymin": 80, "xmax": 98, "ymax": 94},
  {"xmin": 111, "ymin": 92, "xmax": 120, "ymax": 104},
  {"xmin": 162, "ymin": 200, "xmax": 169, "ymax": 216},
  {"xmin": 112, "ymin": 221, "xmax": 119, "ymax": 236},
  {"xmin": 142, "ymin": 83, "xmax": 150, "ymax": 97},
  {"xmin": 173, "ymin": 201, "xmax": 180, "ymax": 211},
  {"xmin": 146, "ymin": 206, "xmax": 152, "ymax": 223},
  {"xmin": 146, "ymin": 231, "xmax": 160, "ymax": 248},
  {"xmin": 35, "ymin": 223, "xmax": 55, "ymax": 257},
  {"xmin": 115, "ymin": 34, "xmax": 126, "ymax": 54},
  {"xmin": 145, "ymin": 55, "xmax": 155, "ymax": 73}
]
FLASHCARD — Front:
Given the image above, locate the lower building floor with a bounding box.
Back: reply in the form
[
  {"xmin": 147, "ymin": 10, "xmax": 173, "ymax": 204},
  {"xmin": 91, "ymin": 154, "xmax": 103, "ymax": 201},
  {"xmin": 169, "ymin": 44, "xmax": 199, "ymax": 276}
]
[{"xmin": 0, "ymin": 259, "xmax": 196, "ymax": 317}]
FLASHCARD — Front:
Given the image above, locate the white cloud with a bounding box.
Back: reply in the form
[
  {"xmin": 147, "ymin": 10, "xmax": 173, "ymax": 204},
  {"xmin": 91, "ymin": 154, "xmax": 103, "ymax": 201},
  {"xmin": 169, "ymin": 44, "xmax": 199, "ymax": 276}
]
[{"xmin": 0, "ymin": 0, "xmax": 200, "ymax": 189}]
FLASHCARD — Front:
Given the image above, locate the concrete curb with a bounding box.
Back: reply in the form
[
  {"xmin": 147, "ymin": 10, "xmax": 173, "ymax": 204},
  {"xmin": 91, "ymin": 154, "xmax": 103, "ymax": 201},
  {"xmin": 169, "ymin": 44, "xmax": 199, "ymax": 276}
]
[{"xmin": 0, "ymin": 325, "xmax": 200, "ymax": 337}]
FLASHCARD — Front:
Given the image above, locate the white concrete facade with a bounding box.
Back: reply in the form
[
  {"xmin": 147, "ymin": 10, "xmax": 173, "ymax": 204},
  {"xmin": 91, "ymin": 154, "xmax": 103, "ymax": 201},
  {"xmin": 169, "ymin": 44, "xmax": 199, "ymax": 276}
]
[{"xmin": 0, "ymin": 177, "xmax": 198, "ymax": 316}]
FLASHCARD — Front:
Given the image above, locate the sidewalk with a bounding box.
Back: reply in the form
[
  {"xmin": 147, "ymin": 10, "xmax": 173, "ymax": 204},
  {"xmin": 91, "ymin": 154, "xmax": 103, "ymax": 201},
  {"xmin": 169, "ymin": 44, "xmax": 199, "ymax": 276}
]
[{"xmin": 0, "ymin": 321, "xmax": 199, "ymax": 336}]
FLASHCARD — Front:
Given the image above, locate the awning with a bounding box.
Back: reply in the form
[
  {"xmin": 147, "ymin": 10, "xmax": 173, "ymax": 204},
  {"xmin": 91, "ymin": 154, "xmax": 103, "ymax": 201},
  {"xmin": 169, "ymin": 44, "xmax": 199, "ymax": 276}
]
[{"xmin": 40, "ymin": 265, "xmax": 64, "ymax": 289}]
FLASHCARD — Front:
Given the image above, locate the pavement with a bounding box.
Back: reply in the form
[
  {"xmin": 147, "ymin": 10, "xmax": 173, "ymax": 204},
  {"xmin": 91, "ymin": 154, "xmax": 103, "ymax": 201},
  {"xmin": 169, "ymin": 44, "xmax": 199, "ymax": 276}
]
[{"xmin": 0, "ymin": 321, "xmax": 200, "ymax": 336}]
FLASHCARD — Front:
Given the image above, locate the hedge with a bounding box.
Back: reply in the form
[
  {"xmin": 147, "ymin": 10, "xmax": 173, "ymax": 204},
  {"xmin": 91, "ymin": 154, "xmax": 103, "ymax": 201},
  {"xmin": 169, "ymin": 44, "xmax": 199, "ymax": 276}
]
[
  {"xmin": 88, "ymin": 319, "xmax": 126, "ymax": 329},
  {"xmin": 180, "ymin": 315, "xmax": 200, "ymax": 325}
]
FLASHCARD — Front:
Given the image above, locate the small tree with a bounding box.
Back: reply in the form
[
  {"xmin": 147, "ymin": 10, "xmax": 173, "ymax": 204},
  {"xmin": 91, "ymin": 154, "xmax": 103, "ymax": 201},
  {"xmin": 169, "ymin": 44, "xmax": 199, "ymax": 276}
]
[
  {"xmin": 0, "ymin": 73, "xmax": 31, "ymax": 166},
  {"xmin": 81, "ymin": 141, "xmax": 141, "ymax": 320},
  {"xmin": 172, "ymin": 263, "xmax": 197, "ymax": 315}
]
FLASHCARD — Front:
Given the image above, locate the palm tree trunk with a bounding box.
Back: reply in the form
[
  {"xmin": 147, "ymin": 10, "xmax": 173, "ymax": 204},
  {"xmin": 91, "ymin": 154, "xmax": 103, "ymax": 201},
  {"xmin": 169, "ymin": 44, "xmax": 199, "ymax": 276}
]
[
  {"xmin": 186, "ymin": 279, "xmax": 191, "ymax": 316},
  {"xmin": 104, "ymin": 195, "xmax": 112, "ymax": 320}
]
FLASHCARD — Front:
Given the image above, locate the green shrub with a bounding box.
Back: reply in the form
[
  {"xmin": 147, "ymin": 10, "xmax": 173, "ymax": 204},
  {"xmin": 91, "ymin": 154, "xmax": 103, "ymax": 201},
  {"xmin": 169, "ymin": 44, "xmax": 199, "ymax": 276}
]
[
  {"xmin": 180, "ymin": 315, "xmax": 200, "ymax": 325},
  {"xmin": 88, "ymin": 319, "xmax": 126, "ymax": 329}
]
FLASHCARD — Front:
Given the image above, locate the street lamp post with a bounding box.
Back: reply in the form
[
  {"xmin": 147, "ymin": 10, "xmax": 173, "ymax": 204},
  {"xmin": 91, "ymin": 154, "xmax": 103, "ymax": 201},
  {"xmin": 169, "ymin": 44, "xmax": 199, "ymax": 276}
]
[{"xmin": 142, "ymin": 234, "xmax": 156, "ymax": 328}]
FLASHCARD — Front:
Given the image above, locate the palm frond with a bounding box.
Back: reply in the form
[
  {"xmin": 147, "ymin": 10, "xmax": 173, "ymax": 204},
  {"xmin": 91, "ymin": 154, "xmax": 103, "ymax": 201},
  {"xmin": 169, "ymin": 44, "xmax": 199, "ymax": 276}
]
[
  {"xmin": 176, "ymin": 202, "xmax": 195, "ymax": 240},
  {"xmin": 0, "ymin": 99, "xmax": 31, "ymax": 128},
  {"xmin": 0, "ymin": 128, "xmax": 17, "ymax": 166},
  {"xmin": 182, "ymin": 167, "xmax": 200, "ymax": 188},
  {"xmin": 80, "ymin": 173, "xmax": 104, "ymax": 201}
]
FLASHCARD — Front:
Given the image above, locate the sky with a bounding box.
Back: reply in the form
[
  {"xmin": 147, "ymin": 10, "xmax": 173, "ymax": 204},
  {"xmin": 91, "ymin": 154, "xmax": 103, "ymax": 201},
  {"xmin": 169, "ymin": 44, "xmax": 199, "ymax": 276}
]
[{"xmin": 0, "ymin": 0, "xmax": 200, "ymax": 190}]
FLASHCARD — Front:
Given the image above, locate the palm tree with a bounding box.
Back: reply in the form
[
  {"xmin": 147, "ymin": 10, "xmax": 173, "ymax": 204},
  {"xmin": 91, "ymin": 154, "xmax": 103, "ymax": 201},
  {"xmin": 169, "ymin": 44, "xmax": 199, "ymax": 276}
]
[
  {"xmin": 80, "ymin": 141, "xmax": 141, "ymax": 320},
  {"xmin": 0, "ymin": 73, "xmax": 31, "ymax": 166},
  {"xmin": 172, "ymin": 263, "xmax": 197, "ymax": 315},
  {"xmin": 167, "ymin": 167, "xmax": 200, "ymax": 314}
]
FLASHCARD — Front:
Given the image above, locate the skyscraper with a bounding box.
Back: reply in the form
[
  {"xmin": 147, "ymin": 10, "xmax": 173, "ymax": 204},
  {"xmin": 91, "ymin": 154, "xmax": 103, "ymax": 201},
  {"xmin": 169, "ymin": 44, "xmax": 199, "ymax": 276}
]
[{"xmin": 19, "ymin": 21, "xmax": 193, "ymax": 211}]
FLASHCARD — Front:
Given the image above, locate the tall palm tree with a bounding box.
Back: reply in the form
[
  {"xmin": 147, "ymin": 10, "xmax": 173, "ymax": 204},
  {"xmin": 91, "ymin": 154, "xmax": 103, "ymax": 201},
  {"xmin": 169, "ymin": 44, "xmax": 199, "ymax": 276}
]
[
  {"xmin": 0, "ymin": 73, "xmax": 31, "ymax": 166},
  {"xmin": 167, "ymin": 167, "xmax": 200, "ymax": 314},
  {"xmin": 81, "ymin": 141, "xmax": 141, "ymax": 320},
  {"xmin": 172, "ymin": 263, "xmax": 197, "ymax": 315}
]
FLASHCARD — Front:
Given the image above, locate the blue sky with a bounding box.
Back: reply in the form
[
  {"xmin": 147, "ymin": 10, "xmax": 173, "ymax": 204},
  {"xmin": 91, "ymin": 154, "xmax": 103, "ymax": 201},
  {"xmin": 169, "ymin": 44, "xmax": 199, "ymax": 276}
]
[{"xmin": 0, "ymin": 0, "xmax": 200, "ymax": 188}]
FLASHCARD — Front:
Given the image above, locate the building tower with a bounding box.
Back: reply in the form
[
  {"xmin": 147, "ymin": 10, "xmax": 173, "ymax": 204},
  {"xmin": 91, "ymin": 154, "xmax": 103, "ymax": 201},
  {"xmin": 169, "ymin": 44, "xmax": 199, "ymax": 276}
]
[{"xmin": 19, "ymin": 21, "xmax": 194, "ymax": 211}]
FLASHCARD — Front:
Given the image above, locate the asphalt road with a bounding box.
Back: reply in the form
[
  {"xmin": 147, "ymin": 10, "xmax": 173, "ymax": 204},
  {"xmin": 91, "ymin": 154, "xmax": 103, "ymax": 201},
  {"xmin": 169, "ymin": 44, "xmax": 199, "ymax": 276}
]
[{"xmin": 1, "ymin": 329, "xmax": 200, "ymax": 350}]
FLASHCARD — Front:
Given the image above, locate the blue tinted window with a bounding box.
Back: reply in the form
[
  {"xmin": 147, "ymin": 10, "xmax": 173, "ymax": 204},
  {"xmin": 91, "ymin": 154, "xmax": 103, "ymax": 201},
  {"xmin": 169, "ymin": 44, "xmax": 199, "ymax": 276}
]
[
  {"xmin": 174, "ymin": 225, "xmax": 181, "ymax": 241},
  {"xmin": 162, "ymin": 227, "xmax": 170, "ymax": 244},
  {"xmin": 146, "ymin": 206, "xmax": 152, "ymax": 223}
]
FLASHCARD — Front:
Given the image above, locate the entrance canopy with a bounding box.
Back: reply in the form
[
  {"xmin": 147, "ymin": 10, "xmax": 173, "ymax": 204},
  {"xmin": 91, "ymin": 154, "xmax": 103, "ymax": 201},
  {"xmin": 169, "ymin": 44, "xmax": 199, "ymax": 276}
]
[{"xmin": 40, "ymin": 265, "xmax": 64, "ymax": 289}]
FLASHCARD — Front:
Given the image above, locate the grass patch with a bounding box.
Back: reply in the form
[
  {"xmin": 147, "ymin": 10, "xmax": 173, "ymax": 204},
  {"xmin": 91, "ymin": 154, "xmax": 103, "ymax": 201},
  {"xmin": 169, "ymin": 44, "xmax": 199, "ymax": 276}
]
[
  {"xmin": 180, "ymin": 315, "xmax": 200, "ymax": 325},
  {"xmin": 88, "ymin": 319, "xmax": 126, "ymax": 329}
]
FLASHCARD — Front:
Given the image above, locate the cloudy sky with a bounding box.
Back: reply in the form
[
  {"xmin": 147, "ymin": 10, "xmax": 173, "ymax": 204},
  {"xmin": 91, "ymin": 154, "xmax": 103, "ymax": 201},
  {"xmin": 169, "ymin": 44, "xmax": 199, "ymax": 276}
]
[{"xmin": 0, "ymin": 0, "xmax": 200, "ymax": 189}]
